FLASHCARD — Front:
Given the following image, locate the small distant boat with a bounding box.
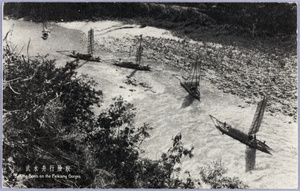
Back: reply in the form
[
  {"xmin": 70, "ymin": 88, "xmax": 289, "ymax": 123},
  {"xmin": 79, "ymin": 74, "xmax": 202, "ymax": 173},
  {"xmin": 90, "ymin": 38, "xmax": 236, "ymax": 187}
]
[
  {"xmin": 69, "ymin": 28, "xmax": 101, "ymax": 62},
  {"xmin": 180, "ymin": 57, "xmax": 201, "ymax": 101},
  {"xmin": 42, "ymin": 22, "xmax": 50, "ymax": 40},
  {"xmin": 209, "ymin": 97, "xmax": 272, "ymax": 155},
  {"xmin": 114, "ymin": 35, "xmax": 150, "ymax": 71}
]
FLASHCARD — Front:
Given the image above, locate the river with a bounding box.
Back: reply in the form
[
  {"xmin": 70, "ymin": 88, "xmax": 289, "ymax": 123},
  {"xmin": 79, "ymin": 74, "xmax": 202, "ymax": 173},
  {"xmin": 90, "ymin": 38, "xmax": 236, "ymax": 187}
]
[{"xmin": 3, "ymin": 19, "xmax": 298, "ymax": 189}]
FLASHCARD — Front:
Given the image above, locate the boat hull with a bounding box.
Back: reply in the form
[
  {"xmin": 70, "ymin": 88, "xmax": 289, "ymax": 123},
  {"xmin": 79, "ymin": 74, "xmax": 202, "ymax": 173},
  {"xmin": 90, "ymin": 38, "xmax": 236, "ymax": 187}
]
[
  {"xmin": 42, "ymin": 30, "xmax": 50, "ymax": 40},
  {"xmin": 180, "ymin": 81, "xmax": 200, "ymax": 101},
  {"xmin": 69, "ymin": 53, "xmax": 100, "ymax": 62},
  {"xmin": 113, "ymin": 61, "xmax": 151, "ymax": 71},
  {"xmin": 209, "ymin": 115, "xmax": 272, "ymax": 155}
]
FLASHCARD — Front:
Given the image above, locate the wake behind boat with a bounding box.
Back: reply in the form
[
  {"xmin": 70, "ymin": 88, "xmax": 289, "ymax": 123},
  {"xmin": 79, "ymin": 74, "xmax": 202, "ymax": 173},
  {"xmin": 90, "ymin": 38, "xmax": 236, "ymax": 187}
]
[{"xmin": 209, "ymin": 97, "xmax": 272, "ymax": 155}]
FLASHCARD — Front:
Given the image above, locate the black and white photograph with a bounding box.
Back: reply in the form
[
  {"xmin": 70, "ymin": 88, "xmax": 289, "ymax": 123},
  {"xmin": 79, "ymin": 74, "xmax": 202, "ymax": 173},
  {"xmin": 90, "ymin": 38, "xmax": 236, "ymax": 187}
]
[{"xmin": 2, "ymin": 2, "xmax": 298, "ymax": 189}]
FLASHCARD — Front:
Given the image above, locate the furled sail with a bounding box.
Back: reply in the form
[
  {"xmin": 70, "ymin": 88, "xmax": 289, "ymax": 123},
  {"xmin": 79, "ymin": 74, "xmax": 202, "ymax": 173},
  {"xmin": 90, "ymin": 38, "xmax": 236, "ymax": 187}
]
[
  {"xmin": 88, "ymin": 28, "xmax": 94, "ymax": 56},
  {"xmin": 43, "ymin": 22, "xmax": 47, "ymax": 31},
  {"xmin": 248, "ymin": 97, "xmax": 268, "ymax": 135},
  {"xmin": 190, "ymin": 57, "xmax": 200, "ymax": 85},
  {"xmin": 186, "ymin": 56, "xmax": 200, "ymax": 86},
  {"xmin": 135, "ymin": 35, "xmax": 143, "ymax": 65},
  {"xmin": 180, "ymin": 56, "xmax": 201, "ymax": 101}
]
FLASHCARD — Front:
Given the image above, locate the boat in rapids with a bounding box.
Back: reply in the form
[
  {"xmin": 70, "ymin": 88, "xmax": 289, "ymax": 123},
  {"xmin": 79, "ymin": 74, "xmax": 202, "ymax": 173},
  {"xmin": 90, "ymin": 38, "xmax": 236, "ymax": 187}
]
[
  {"xmin": 209, "ymin": 97, "xmax": 272, "ymax": 155},
  {"xmin": 180, "ymin": 57, "xmax": 201, "ymax": 101},
  {"xmin": 69, "ymin": 28, "xmax": 101, "ymax": 62},
  {"xmin": 113, "ymin": 35, "xmax": 150, "ymax": 71},
  {"xmin": 42, "ymin": 22, "xmax": 50, "ymax": 40}
]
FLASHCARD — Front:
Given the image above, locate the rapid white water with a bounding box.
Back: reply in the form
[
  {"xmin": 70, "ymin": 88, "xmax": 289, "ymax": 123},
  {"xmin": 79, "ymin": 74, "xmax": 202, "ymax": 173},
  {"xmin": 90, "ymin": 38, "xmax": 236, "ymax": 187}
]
[{"xmin": 3, "ymin": 20, "xmax": 297, "ymax": 189}]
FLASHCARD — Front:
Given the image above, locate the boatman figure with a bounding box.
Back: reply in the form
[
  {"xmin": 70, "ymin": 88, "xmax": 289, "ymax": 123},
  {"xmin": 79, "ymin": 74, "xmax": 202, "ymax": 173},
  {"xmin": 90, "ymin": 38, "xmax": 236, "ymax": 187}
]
[{"xmin": 248, "ymin": 134, "xmax": 256, "ymax": 145}]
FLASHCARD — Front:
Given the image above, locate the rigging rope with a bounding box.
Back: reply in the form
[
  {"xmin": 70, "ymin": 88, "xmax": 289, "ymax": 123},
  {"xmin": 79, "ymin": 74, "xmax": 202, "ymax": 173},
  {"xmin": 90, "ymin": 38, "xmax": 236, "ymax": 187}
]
[
  {"xmin": 233, "ymin": 105, "xmax": 256, "ymax": 131},
  {"xmin": 172, "ymin": 74, "xmax": 182, "ymax": 82}
]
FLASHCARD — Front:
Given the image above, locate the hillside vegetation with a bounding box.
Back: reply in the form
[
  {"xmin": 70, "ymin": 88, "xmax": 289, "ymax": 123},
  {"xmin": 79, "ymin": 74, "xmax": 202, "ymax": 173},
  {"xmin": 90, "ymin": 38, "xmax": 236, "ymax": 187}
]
[
  {"xmin": 4, "ymin": 3, "xmax": 296, "ymax": 38},
  {"xmin": 4, "ymin": 3, "xmax": 297, "ymax": 65}
]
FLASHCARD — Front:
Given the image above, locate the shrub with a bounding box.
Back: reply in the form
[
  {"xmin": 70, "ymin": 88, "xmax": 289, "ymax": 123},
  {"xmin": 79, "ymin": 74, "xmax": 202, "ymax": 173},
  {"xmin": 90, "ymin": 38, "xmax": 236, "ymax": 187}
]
[
  {"xmin": 136, "ymin": 133, "xmax": 200, "ymax": 189},
  {"xmin": 200, "ymin": 160, "xmax": 248, "ymax": 189},
  {"xmin": 3, "ymin": 44, "xmax": 102, "ymax": 188}
]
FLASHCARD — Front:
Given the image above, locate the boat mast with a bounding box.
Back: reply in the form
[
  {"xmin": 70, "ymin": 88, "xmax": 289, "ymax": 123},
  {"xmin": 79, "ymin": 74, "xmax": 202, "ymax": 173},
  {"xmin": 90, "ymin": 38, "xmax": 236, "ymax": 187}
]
[
  {"xmin": 248, "ymin": 97, "xmax": 267, "ymax": 137},
  {"xmin": 43, "ymin": 22, "xmax": 47, "ymax": 31},
  {"xmin": 195, "ymin": 58, "xmax": 198, "ymax": 85},
  {"xmin": 190, "ymin": 56, "xmax": 199, "ymax": 86},
  {"xmin": 199, "ymin": 57, "xmax": 201, "ymax": 86},
  {"xmin": 88, "ymin": 28, "xmax": 94, "ymax": 56},
  {"xmin": 136, "ymin": 35, "xmax": 143, "ymax": 65}
]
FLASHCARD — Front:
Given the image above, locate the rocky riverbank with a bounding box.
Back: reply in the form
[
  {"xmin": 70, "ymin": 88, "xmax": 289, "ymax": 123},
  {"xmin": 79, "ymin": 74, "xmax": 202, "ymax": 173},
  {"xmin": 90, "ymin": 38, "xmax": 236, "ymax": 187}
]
[{"xmin": 96, "ymin": 34, "xmax": 297, "ymax": 121}]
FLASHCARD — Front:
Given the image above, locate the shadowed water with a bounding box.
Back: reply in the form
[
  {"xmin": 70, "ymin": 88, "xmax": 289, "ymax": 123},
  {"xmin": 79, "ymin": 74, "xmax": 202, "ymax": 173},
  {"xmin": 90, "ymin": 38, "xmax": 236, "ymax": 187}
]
[
  {"xmin": 245, "ymin": 147, "xmax": 256, "ymax": 172},
  {"xmin": 181, "ymin": 95, "xmax": 196, "ymax": 108}
]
